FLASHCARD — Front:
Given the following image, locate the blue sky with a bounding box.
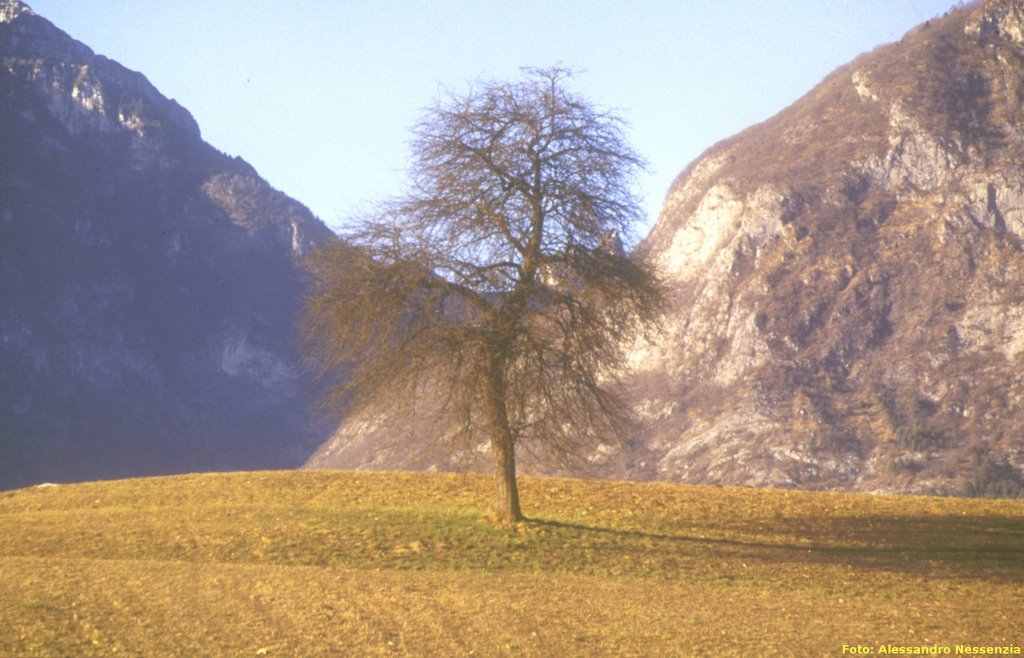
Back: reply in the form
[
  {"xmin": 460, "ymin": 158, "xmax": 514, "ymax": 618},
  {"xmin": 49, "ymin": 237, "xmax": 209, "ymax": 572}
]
[{"xmin": 29, "ymin": 0, "xmax": 957, "ymax": 235}]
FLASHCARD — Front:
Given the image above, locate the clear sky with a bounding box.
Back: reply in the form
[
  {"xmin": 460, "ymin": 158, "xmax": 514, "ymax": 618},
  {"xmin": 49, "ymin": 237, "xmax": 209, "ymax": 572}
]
[{"xmin": 29, "ymin": 0, "xmax": 957, "ymax": 235}]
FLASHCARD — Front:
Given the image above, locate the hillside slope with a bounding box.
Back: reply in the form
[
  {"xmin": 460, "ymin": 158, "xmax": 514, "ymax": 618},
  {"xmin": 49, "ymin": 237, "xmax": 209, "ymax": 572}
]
[
  {"xmin": 628, "ymin": 0, "xmax": 1024, "ymax": 495},
  {"xmin": 1, "ymin": 471, "xmax": 1021, "ymax": 655},
  {"xmin": 309, "ymin": 0, "xmax": 1024, "ymax": 498},
  {"xmin": 0, "ymin": 1, "xmax": 335, "ymax": 488}
]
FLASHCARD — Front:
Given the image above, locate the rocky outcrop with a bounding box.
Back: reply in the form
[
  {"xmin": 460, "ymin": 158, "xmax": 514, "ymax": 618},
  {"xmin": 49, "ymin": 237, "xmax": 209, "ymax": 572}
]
[
  {"xmin": 309, "ymin": 1, "xmax": 1024, "ymax": 498},
  {"xmin": 630, "ymin": 0, "xmax": 1024, "ymax": 496},
  {"xmin": 0, "ymin": 1, "xmax": 334, "ymax": 489}
]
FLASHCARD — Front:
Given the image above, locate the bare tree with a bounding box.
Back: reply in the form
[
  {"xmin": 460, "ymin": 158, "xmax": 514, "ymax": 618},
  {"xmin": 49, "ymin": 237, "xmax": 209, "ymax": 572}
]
[{"xmin": 304, "ymin": 67, "xmax": 663, "ymax": 525}]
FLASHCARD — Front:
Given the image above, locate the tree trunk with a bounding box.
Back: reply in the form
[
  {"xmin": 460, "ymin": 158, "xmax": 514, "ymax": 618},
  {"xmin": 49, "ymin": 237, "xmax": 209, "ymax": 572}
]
[
  {"xmin": 483, "ymin": 355, "xmax": 523, "ymax": 526},
  {"xmin": 492, "ymin": 428, "xmax": 522, "ymax": 526}
]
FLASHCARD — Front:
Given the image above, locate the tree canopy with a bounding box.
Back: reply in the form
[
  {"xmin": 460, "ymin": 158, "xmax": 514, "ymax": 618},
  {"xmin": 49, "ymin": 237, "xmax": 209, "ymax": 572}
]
[{"xmin": 304, "ymin": 67, "xmax": 663, "ymax": 524}]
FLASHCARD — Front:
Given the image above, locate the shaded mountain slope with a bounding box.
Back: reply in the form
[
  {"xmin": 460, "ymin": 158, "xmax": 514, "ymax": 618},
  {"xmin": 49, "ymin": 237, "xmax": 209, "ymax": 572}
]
[{"xmin": 0, "ymin": 0, "xmax": 334, "ymax": 488}]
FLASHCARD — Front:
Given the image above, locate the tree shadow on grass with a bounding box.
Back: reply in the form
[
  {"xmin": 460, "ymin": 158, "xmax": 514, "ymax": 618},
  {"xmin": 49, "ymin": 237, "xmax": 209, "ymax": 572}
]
[{"xmin": 524, "ymin": 515, "xmax": 1024, "ymax": 581}]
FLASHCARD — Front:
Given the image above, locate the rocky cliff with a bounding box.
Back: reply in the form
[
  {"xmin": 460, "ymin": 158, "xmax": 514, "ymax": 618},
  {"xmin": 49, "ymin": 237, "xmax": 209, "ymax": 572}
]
[
  {"xmin": 629, "ymin": 0, "xmax": 1024, "ymax": 496},
  {"xmin": 309, "ymin": 0, "xmax": 1024, "ymax": 498},
  {"xmin": 0, "ymin": 0, "xmax": 334, "ymax": 489}
]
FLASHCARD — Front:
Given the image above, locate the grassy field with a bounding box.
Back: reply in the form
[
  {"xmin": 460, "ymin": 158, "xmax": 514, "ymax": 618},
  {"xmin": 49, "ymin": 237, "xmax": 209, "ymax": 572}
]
[{"xmin": 0, "ymin": 470, "xmax": 1021, "ymax": 657}]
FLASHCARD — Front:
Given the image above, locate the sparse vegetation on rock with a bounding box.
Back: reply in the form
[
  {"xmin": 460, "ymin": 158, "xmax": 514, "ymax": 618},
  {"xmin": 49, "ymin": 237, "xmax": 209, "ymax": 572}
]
[{"xmin": 626, "ymin": 0, "xmax": 1024, "ymax": 495}]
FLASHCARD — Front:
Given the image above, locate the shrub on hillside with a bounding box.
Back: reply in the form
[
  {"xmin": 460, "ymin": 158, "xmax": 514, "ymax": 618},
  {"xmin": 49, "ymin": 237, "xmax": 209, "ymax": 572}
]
[{"xmin": 961, "ymin": 452, "xmax": 1024, "ymax": 499}]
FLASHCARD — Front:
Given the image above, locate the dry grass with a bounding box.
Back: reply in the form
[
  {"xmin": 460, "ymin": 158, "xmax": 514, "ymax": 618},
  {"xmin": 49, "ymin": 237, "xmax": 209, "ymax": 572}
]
[{"xmin": 1, "ymin": 470, "xmax": 1022, "ymax": 656}]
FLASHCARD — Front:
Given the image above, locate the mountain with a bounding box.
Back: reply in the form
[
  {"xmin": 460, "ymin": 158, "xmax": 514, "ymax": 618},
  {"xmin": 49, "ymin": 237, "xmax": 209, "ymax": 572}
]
[
  {"xmin": 0, "ymin": 0, "xmax": 335, "ymax": 489},
  {"xmin": 309, "ymin": 0, "xmax": 1024, "ymax": 497},
  {"xmin": 628, "ymin": 0, "xmax": 1024, "ymax": 496}
]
